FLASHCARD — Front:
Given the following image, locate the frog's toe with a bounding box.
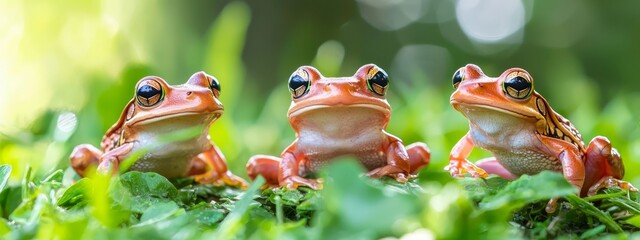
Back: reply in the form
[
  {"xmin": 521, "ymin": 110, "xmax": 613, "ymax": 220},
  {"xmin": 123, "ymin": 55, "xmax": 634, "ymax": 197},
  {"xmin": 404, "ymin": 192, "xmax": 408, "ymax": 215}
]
[
  {"xmin": 393, "ymin": 173, "xmax": 408, "ymax": 183},
  {"xmin": 587, "ymin": 176, "xmax": 637, "ymax": 196},
  {"xmin": 545, "ymin": 198, "xmax": 559, "ymax": 213},
  {"xmin": 282, "ymin": 176, "xmax": 323, "ymax": 190}
]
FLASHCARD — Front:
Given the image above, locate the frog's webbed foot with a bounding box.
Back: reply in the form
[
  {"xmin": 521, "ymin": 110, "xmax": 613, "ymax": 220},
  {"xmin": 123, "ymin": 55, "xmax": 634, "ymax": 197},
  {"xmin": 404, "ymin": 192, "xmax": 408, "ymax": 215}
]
[
  {"xmin": 210, "ymin": 172, "xmax": 249, "ymax": 190},
  {"xmin": 445, "ymin": 158, "xmax": 489, "ymax": 178},
  {"xmin": 545, "ymin": 197, "xmax": 559, "ymax": 213},
  {"xmin": 70, "ymin": 144, "xmax": 102, "ymax": 177},
  {"xmin": 282, "ymin": 176, "xmax": 323, "ymax": 190},
  {"xmin": 194, "ymin": 169, "xmax": 249, "ymax": 189},
  {"xmin": 366, "ymin": 166, "xmax": 409, "ymax": 183},
  {"xmin": 587, "ymin": 176, "xmax": 638, "ymax": 196}
]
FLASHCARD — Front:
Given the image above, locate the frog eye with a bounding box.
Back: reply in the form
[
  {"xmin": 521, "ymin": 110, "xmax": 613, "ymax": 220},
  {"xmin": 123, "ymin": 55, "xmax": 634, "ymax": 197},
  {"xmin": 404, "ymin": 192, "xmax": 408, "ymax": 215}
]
[
  {"xmin": 452, "ymin": 69, "xmax": 464, "ymax": 89},
  {"xmin": 366, "ymin": 66, "xmax": 389, "ymax": 96},
  {"xmin": 208, "ymin": 76, "xmax": 221, "ymax": 98},
  {"xmin": 503, "ymin": 72, "xmax": 533, "ymax": 100},
  {"xmin": 288, "ymin": 68, "xmax": 311, "ymax": 99},
  {"xmin": 136, "ymin": 79, "xmax": 164, "ymax": 107}
]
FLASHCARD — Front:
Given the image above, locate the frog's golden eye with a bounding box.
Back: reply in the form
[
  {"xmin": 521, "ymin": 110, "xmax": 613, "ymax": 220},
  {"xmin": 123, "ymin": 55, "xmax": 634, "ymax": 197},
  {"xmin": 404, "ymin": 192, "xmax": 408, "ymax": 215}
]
[
  {"xmin": 288, "ymin": 68, "xmax": 310, "ymax": 99},
  {"xmin": 452, "ymin": 69, "xmax": 464, "ymax": 89},
  {"xmin": 208, "ymin": 76, "xmax": 221, "ymax": 98},
  {"xmin": 503, "ymin": 72, "xmax": 533, "ymax": 100},
  {"xmin": 366, "ymin": 66, "xmax": 389, "ymax": 96},
  {"xmin": 136, "ymin": 79, "xmax": 164, "ymax": 107}
]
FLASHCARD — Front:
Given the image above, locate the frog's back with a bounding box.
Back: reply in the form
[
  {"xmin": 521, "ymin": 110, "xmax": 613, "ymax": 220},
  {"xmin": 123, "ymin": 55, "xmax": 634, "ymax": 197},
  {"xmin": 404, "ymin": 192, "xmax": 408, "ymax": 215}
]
[{"xmin": 534, "ymin": 94, "xmax": 585, "ymax": 152}]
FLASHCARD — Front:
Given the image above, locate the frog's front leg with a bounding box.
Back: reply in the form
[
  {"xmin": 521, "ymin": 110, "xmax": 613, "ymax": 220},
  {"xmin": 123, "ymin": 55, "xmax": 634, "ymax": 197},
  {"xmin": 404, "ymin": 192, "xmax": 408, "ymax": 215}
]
[
  {"xmin": 584, "ymin": 136, "xmax": 637, "ymax": 196},
  {"xmin": 279, "ymin": 152, "xmax": 322, "ymax": 189},
  {"xmin": 96, "ymin": 142, "xmax": 135, "ymax": 174},
  {"xmin": 246, "ymin": 146, "xmax": 322, "ymax": 190},
  {"xmin": 446, "ymin": 132, "xmax": 489, "ymax": 178},
  {"xmin": 191, "ymin": 144, "xmax": 248, "ymax": 189},
  {"xmin": 70, "ymin": 144, "xmax": 103, "ymax": 177},
  {"xmin": 366, "ymin": 136, "xmax": 412, "ymax": 182}
]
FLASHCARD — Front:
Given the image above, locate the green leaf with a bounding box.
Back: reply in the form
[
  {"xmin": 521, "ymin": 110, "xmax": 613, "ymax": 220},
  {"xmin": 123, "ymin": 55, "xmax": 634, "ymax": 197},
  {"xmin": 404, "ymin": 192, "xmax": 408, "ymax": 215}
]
[
  {"xmin": 458, "ymin": 176, "xmax": 509, "ymax": 202},
  {"xmin": 318, "ymin": 159, "xmax": 418, "ymax": 238},
  {"xmin": 625, "ymin": 215, "xmax": 640, "ymax": 228},
  {"xmin": 57, "ymin": 178, "xmax": 91, "ymax": 208},
  {"xmin": 109, "ymin": 172, "xmax": 180, "ymax": 213},
  {"xmin": 0, "ymin": 165, "xmax": 12, "ymax": 193},
  {"xmin": 579, "ymin": 225, "xmax": 606, "ymax": 239},
  {"xmin": 137, "ymin": 201, "xmax": 181, "ymax": 225},
  {"xmin": 268, "ymin": 188, "xmax": 304, "ymax": 206},
  {"xmin": 212, "ymin": 176, "xmax": 265, "ymax": 239},
  {"xmin": 0, "ymin": 218, "xmax": 11, "ymax": 236},
  {"xmin": 564, "ymin": 194, "xmax": 623, "ymax": 233},
  {"xmin": 40, "ymin": 169, "xmax": 63, "ymax": 184},
  {"xmin": 188, "ymin": 203, "xmax": 225, "ymax": 227},
  {"xmin": 479, "ymin": 171, "xmax": 576, "ymax": 210}
]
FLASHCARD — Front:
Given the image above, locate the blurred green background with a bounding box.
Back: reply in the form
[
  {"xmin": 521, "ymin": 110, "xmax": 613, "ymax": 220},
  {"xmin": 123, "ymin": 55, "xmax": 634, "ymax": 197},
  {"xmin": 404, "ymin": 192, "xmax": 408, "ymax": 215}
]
[{"xmin": 0, "ymin": 0, "xmax": 639, "ymax": 187}]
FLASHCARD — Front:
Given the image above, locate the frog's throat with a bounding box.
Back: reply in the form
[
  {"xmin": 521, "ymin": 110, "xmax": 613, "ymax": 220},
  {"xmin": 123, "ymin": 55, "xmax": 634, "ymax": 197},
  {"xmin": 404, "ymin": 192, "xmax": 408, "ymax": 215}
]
[
  {"xmin": 130, "ymin": 110, "xmax": 223, "ymax": 126},
  {"xmin": 288, "ymin": 104, "xmax": 390, "ymax": 118}
]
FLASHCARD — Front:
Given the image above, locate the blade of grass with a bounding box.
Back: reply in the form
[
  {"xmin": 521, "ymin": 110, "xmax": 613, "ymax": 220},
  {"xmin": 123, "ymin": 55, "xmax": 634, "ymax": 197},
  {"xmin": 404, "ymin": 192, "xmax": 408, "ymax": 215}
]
[
  {"xmin": 0, "ymin": 165, "xmax": 12, "ymax": 192},
  {"xmin": 213, "ymin": 176, "xmax": 265, "ymax": 239},
  {"xmin": 275, "ymin": 195, "xmax": 283, "ymax": 224},
  {"xmin": 584, "ymin": 191, "xmax": 626, "ymax": 202},
  {"xmin": 564, "ymin": 194, "xmax": 623, "ymax": 233}
]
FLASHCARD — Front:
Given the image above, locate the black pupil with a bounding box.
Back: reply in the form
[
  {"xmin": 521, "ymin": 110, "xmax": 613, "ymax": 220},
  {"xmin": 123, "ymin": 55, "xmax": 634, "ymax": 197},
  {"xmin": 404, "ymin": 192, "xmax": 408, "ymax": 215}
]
[
  {"xmin": 505, "ymin": 76, "xmax": 530, "ymax": 91},
  {"xmin": 137, "ymin": 85, "xmax": 160, "ymax": 98},
  {"xmin": 210, "ymin": 80, "xmax": 221, "ymax": 92},
  {"xmin": 289, "ymin": 75, "xmax": 308, "ymax": 91},
  {"xmin": 369, "ymin": 71, "xmax": 388, "ymax": 87},
  {"xmin": 452, "ymin": 70, "xmax": 463, "ymax": 86}
]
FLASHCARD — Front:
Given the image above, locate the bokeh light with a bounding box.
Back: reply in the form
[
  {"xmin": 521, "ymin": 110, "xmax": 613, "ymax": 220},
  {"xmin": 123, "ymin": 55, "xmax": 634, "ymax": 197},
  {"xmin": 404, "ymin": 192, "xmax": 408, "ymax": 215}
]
[{"xmin": 455, "ymin": 0, "xmax": 525, "ymax": 43}]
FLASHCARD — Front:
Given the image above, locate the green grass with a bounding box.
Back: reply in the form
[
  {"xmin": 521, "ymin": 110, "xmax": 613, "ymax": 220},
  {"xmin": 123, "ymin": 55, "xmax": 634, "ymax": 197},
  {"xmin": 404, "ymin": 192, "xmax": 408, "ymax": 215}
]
[{"xmin": 0, "ymin": 160, "xmax": 639, "ymax": 239}]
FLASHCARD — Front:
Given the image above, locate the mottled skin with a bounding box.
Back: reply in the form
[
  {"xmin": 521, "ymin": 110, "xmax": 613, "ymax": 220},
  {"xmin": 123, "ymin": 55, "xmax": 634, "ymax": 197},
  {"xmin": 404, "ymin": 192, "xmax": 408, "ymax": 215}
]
[
  {"xmin": 70, "ymin": 72, "xmax": 247, "ymax": 188},
  {"xmin": 246, "ymin": 64, "xmax": 431, "ymax": 189},
  {"xmin": 447, "ymin": 64, "xmax": 636, "ymax": 211}
]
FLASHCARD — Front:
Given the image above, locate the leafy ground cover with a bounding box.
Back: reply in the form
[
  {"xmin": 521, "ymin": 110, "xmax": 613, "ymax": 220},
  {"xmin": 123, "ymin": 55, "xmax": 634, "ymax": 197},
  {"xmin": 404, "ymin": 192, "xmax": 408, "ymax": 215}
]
[{"xmin": 0, "ymin": 160, "xmax": 638, "ymax": 239}]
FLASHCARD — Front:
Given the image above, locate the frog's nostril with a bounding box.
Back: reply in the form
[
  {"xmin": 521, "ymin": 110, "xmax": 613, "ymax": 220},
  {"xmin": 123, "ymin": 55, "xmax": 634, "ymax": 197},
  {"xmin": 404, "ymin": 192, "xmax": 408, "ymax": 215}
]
[{"xmin": 186, "ymin": 91, "xmax": 193, "ymax": 96}]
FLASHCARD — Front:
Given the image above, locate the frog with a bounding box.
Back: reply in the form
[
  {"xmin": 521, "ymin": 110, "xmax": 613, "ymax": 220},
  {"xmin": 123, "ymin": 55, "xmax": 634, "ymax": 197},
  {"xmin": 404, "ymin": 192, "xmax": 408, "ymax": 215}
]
[
  {"xmin": 447, "ymin": 64, "xmax": 637, "ymax": 211},
  {"xmin": 69, "ymin": 71, "xmax": 248, "ymax": 188},
  {"xmin": 246, "ymin": 64, "xmax": 431, "ymax": 189}
]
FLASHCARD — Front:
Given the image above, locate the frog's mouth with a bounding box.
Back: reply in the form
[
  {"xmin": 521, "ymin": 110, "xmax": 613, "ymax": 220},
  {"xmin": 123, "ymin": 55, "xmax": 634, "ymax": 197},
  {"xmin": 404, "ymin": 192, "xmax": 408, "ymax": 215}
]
[
  {"xmin": 451, "ymin": 100, "xmax": 540, "ymax": 121},
  {"xmin": 131, "ymin": 110, "xmax": 223, "ymax": 126},
  {"xmin": 288, "ymin": 104, "xmax": 390, "ymax": 119}
]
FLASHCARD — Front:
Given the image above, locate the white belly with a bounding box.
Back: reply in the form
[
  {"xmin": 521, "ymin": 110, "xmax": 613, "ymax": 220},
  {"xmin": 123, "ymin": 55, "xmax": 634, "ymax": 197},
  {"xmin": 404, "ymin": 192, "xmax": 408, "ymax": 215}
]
[
  {"xmin": 461, "ymin": 106, "xmax": 563, "ymax": 175},
  {"xmin": 294, "ymin": 107, "xmax": 389, "ymax": 174}
]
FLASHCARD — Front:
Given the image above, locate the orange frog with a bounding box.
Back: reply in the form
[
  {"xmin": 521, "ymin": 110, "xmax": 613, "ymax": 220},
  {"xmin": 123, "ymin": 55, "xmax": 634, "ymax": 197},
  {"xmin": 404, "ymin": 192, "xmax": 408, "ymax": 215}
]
[
  {"xmin": 247, "ymin": 64, "xmax": 431, "ymax": 189},
  {"xmin": 70, "ymin": 72, "xmax": 247, "ymax": 188},
  {"xmin": 447, "ymin": 64, "xmax": 636, "ymax": 206}
]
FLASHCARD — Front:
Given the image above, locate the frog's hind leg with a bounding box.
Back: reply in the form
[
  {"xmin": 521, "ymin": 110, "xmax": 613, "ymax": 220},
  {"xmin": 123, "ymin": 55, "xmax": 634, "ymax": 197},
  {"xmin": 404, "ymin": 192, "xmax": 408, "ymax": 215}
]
[
  {"xmin": 191, "ymin": 145, "xmax": 248, "ymax": 189},
  {"xmin": 584, "ymin": 136, "xmax": 637, "ymax": 196},
  {"xmin": 406, "ymin": 142, "xmax": 431, "ymax": 175},
  {"xmin": 246, "ymin": 155, "xmax": 282, "ymax": 187},
  {"xmin": 475, "ymin": 157, "xmax": 518, "ymax": 180},
  {"xmin": 69, "ymin": 144, "xmax": 103, "ymax": 177},
  {"xmin": 475, "ymin": 157, "xmax": 561, "ymax": 213}
]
